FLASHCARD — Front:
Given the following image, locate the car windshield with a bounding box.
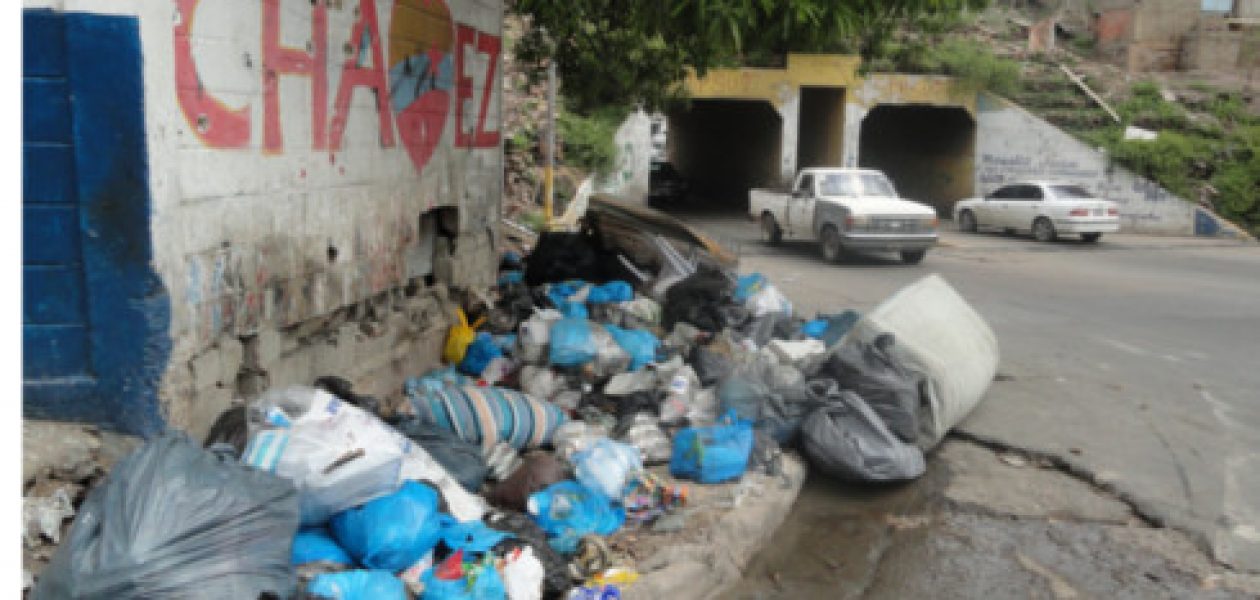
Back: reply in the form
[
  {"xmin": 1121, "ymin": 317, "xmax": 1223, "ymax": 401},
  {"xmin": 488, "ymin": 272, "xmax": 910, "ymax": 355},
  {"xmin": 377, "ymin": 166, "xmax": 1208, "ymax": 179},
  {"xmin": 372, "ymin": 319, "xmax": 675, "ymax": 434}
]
[{"xmin": 1050, "ymin": 185, "xmax": 1095, "ymax": 199}]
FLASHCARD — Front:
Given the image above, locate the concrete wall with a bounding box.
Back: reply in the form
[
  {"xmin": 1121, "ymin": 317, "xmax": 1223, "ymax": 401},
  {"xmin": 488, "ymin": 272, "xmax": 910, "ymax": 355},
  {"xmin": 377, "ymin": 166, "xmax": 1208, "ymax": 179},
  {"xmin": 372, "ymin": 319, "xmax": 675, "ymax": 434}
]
[
  {"xmin": 25, "ymin": 0, "xmax": 504, "ymax": 437},
  {"xmin": 596, "ymin": 109, "xmax": 652, "ymax": 202},
  {"xmin": 975, "ymin": 93, "xmax": 1196, "ymax": 235}
]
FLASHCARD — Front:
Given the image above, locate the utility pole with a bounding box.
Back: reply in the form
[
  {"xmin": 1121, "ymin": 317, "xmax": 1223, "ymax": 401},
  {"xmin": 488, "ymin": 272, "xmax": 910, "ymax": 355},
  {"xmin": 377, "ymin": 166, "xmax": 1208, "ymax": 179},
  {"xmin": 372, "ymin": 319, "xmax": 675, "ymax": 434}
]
[{"xmin": 543, "ymin": 60, "xmax": 556, "ymax": 231}]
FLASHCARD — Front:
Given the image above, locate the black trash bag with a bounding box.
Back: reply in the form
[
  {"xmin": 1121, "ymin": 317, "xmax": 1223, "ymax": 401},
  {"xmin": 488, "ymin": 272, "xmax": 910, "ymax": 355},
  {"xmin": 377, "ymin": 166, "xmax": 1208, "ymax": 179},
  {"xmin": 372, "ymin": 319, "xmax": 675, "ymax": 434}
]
[
  {"xmin": 820, "ymin": 333, "xmax": 923, "ymax": 444},
  {"xmin": 526, "ymin": 232, "xmax": 604, "ymax": 286},
  {"xmin": 391, "ymin": 417, "xmax": 489, "ymax": 493},
  {"xmin": 314, "ymin": 375, "xmax": 383, "ymax": 418},
  {"xmin": 204, "ymin": 405, "xmax": 248, "ymax": 457},
  {"xmin": 759, "ymin": 378, "xmax": 830, "ymax": 446},
  {"xmin": 799, "ymin": 386, "xmax": 926, "ymax": 482},
  {"xmin": 689, "ymin": 344, "xmax": 734, "ymax": 387},
  {"xmin": 34, "ymin": 432, "xmax": 301, "ymax": 600},
  {"xmin": 662, "ymin": 268, "xmax": 735, "ymax": 333},
  {"xmin": 485, "ymin": 510, "xmax": 572, "ymax": 600}
]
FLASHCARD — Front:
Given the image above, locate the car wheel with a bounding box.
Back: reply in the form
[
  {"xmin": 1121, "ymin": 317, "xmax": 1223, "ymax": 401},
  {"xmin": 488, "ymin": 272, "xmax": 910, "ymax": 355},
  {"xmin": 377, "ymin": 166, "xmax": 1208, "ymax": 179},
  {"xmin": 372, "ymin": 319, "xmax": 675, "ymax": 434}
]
[
  {"xmin": 958, "ymin": 210, "xmax": 977, "ymax": 233},
  {"xmin": 1081, "ymin": 232, "xmax": 1102, "ymax": 243},
  {"xmin": 1033, "ymin": 217, "xmax": 1057, "ymax": 242},
  {"xmin": 820, "ymin": 225, "xmax": 844, "ymax": 263},
  {"xmin": 900, "ymin": 249, "xmax": 927, "ymax": 264},
  {"xmin": 761, "ymin": 213, "xmax": 783, "ymax": 246}
]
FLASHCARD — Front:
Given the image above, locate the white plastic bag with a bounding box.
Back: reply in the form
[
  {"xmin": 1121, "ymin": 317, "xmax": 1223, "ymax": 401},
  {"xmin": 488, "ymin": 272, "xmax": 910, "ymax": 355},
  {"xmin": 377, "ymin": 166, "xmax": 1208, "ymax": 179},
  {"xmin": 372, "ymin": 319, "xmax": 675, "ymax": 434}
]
[
  {"xmin": 574, "ymin": 438, "xmax": 642, "ymax": 499},
  {"xmin": 746, "ymin": 284, "xmax": 793, "ymax": 317},
  {"xmin": 502, "ymin": 545, "xmax": 544, "ymax": 600},
  {"xmin": 518, "ymin": 309, "xmax": 562, "ymax": 364},
  {"xmin": 591, "ymin": 325, "xmax": 631, "ymax": 376},
  {"xmin": 520, "ymin": 366, "xmax": 564, "ymax": 401},
  {"xmin": 243, "ymin": 388, "xmax": 403, "ymax": 526},
  {"xmin": 552, "ymin": 420, "xmax": 608, "ymax": 463},
  {"xmin": 245, "ymin": 386, "xmax": 486, "ymax": 525},
  {"xmin": 768, "ymin": 339, "xmax": 826, "ymax": 367}
]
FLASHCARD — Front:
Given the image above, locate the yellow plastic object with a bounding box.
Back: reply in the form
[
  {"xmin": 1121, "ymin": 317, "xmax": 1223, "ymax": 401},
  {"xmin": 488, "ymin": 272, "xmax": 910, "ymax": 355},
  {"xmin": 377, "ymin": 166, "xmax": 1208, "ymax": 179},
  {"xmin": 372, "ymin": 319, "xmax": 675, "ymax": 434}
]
[
  {"xmin": 591, "ymin": 567, "xmax": 639, "ymax": 587},
  {"xmin": 443, "ymin": 309, "xmax": 485, "ymax": 364}
]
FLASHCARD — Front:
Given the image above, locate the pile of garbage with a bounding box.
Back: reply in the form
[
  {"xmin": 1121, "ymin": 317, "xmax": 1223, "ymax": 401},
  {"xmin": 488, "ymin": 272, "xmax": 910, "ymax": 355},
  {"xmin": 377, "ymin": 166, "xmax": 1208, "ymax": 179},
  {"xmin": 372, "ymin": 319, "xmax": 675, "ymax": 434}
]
[{"xmin": 31, "ymin": 215, "xmax": 997, "ymax": 600}]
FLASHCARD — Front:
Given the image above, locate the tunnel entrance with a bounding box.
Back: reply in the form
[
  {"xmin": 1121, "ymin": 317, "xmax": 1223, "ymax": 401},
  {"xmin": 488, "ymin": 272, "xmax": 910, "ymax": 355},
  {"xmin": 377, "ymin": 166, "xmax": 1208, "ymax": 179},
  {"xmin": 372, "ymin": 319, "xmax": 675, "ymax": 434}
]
[
  {"xmin": 666, "ymin": 99, "xmax": 781, "ymax": 212},
  {"xmin": 858, "ymin": 105, "xmax": 975, "ymax": 215},
  {"xmin": 797, "ymin": 86, "xmax": 846, "ymax": 170}
]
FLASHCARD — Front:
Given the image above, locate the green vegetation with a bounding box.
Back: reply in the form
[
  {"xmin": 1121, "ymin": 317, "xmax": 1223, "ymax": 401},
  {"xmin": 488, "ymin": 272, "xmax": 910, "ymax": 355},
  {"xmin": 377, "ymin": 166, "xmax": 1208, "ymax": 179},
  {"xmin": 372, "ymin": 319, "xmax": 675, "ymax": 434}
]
[
  {"xmin": 511, "ymin": 0, "xmax": 987, "ymax": 114},
  {"xmin": 556, "ymin": 107, "xmax": 624, "ymax": 177},
  {"xmin": 1079, "ymin": 82, "xmax": 1260, "ymax": 235}
]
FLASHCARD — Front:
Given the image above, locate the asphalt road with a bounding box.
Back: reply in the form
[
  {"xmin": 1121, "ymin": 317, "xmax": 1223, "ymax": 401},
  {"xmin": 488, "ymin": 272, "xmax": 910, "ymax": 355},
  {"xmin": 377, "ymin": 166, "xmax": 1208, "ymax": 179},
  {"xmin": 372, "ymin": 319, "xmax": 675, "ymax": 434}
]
[{"xmin": 662, "ymin": 210, "xmax": 1260, "ymax": 581}]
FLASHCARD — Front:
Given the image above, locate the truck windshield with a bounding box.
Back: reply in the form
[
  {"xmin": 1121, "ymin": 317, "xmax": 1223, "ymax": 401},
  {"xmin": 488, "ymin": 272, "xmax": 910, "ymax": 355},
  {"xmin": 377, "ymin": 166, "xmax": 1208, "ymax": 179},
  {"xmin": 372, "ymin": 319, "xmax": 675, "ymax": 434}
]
[
  {"xmin": 818, "ymin": 173, "xmax": 860, "ymax": 196},
  {"xmin": 859, "ymin": 173, "xmax": 898, "ymax": 197}
]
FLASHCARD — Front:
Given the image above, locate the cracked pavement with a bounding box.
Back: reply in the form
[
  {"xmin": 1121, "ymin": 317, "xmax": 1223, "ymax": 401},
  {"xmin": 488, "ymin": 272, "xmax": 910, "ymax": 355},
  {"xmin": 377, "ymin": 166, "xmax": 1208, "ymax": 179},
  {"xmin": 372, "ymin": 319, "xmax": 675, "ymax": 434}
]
[{"xmin": 659, "ymin": 210, "xmax": 1260, "ymax": 596}]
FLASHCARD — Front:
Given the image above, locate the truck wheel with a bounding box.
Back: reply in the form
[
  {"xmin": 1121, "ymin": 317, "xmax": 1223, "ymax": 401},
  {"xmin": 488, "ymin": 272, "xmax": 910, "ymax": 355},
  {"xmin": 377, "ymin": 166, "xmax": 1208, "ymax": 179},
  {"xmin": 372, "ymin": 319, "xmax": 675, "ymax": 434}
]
[
  {"xmin": 820, "ymin": 225, "xmax": 844, "ymax": 263},
  {"xmin": 1033, "ymin": 217, "xmax": 1057, "ymax": 242},
  {"xmin": 958, "ymin": 210, "xmax": 977, "ymax": 233},
  {"xmin": 900, "ymin": 249, "xmax": 927, "ymax": 264},
  {"xmin": 761, "ymin": 213, "xmax": 783, "ymax": 246},
  {"xmin": 1081, "ymin": 232, "xmax": 1102, "ymax": 243}
]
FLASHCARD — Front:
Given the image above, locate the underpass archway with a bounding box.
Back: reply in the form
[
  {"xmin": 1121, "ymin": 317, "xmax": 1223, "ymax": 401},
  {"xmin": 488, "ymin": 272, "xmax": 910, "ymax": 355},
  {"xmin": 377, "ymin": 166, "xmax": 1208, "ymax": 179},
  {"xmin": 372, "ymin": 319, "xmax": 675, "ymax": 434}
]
[
  {"xmin": 858, "ymin": 105, "xmax": 975, "ymax": 215},
  {"xmin": 666, "ymin": 99, "xmax": 782, "ymax": 212}
]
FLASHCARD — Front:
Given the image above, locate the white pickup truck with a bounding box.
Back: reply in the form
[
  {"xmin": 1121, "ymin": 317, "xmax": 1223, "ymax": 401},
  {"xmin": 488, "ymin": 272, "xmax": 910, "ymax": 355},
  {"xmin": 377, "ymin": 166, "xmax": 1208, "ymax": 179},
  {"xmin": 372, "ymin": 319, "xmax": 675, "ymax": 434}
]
[{"xmin": 749, "ymin": 168, "xmax": 940, "ymax": 264}]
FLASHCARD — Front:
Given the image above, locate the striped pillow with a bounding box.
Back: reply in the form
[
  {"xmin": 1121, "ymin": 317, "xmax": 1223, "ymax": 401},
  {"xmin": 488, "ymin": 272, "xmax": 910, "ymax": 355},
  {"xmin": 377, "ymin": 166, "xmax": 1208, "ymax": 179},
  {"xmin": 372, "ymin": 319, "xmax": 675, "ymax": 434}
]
[{"xmin": 407, "ymin": 384, "xmax": 567, "ymax": 451}]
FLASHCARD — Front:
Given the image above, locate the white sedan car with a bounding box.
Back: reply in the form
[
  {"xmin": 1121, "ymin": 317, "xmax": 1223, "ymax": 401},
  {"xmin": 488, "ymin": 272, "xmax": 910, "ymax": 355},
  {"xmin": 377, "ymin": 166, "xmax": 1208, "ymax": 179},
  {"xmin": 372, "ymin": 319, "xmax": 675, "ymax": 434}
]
[{"xmin": 953, "ymin": 181, "xmax": 1120, "ymax": 243}]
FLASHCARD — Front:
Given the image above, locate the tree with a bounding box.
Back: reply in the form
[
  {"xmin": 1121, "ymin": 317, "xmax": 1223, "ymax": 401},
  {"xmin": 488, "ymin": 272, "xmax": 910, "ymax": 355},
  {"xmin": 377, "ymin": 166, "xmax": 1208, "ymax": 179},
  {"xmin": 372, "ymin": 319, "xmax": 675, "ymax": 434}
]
[{"xmin": 511, "ymin": 0, "xmax": 987, "ymax": 114}]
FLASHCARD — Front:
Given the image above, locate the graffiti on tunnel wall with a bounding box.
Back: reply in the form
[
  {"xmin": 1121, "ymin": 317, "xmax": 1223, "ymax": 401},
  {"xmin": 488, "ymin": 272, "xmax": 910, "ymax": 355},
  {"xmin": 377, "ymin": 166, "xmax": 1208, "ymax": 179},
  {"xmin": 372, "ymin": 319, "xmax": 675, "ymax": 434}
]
[{"xmin": 173, "ymin": 0, "xmax": 500, "ymax": 173}]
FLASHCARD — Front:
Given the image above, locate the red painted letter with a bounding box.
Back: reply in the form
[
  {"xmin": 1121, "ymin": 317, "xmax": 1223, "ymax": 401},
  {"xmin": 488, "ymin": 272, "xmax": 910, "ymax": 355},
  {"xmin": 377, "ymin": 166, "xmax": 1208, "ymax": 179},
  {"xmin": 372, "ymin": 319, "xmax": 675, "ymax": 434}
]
[
  {"xmin": 473, "ymin": 32, "xmax": 501, "ymax": 148},
  {"xmin": 454, "ymin": 24, "xmax": 477, "ymax": 148},
  {"xmin": 329, "ymin": 0, "xmax": 395, "ymax": 150},
  {"xmin": 174, "ymin": 0, "xmax": 250, "ymax": 148},
  {"xmin": 262, "ymin": 0, "xmax": 328, "ymax": 151}
]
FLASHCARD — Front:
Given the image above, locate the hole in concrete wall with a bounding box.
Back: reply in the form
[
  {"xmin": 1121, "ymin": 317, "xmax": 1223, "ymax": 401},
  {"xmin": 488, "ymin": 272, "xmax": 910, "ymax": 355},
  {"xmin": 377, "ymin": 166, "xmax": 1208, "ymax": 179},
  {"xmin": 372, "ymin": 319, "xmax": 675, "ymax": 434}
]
[
  {"xmin": 667, "ymin": 99, "xmax": 782, "ymax": 212},
  {"xmin": 858, "ymin": 105, "xmax": 976, "ymax": 215},
  {"xmin": 798, "ymin": 86, "xmax": 846, "ymax": 171}
]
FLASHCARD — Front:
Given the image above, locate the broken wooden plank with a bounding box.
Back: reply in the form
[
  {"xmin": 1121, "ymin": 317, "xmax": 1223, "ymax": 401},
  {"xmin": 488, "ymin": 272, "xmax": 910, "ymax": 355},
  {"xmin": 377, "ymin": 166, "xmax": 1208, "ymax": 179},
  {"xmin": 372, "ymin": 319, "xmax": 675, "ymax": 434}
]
[{"xmin": 1058, "ymin": 63, "xmax": 1122, "ymax": 125}]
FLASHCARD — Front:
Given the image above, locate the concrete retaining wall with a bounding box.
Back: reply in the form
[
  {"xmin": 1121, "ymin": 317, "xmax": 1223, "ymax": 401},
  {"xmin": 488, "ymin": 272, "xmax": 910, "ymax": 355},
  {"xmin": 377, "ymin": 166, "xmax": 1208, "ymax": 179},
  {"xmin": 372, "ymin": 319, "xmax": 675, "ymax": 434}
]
[
  {"xmin": 24, "ymin": 0, "xmax": 504, "ymax": 436},
  {"xmin": 974, "ymin": 92, "xmax": 1201, "ymax": 235}
]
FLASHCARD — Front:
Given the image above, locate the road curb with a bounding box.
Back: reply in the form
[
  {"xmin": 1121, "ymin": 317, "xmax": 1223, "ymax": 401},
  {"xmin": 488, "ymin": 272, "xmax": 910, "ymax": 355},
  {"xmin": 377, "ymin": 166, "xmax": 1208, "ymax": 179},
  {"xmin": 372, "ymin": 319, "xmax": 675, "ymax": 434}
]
[{"xmin": 625, "ymin": 453, "xmax": 808, "ymax": 600}]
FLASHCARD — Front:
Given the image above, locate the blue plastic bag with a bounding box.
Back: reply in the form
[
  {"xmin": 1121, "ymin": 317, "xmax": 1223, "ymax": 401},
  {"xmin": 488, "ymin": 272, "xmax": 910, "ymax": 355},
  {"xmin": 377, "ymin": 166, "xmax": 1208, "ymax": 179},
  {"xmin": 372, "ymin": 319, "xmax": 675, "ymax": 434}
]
[
  {"xmin": 817, "ymin": 310, "xmax": 860, "ymax": 347},
  {"xmin": 528, "ymin": 481, "xmax": 625, "ymax": 554},
  {"xmin": 670, "ymin": 413, "xmax": 755, "ymax": 484},
  {"xmin": 460, "ymin": 333, "xmax": 503, "ymax": 376},
  {"xmin": 546, "ymin": 281, "xmax": 585, "ymax": 308},
  {"xmin": 404, "ymin": 367, "xmax": 473, "ymax": 397},
  {"xmin": 587, "ymin": 281, "xmax": 633, "ymax": 304},
  {"xmin": 439, "ymin": 520, "xmax": 510, "ymax": 554},
  {"xmin": 557, "ymin": 300, "xmax": 589, "ymax": 319},
  {"xmin": 604, "ymin": 325, "xmax": 659, "ymax": 371},
  {"xmin": 492, "ymin": 334, "xmax": 518, "ymax": 355},
  {"xmin": 733, "ymin": 273, "xmax": 767, "ymax": 304},
  {"xmin": 292, "ymin": 527, "xmax": 354, "ymax": 566},
  {"xmin": 329, "ymin": 481, "xmax": 449, "ymax": 572},
  {"xmin": 549, "ymin": 318, "xmax": 597, "ymax": 367},
  {"xmin": 308, "ymin": 570, "xmax": 406, "ymax": 600},
  {"xmin": 801, "ymin": 319, "xmax": 829, "ymax": 339}
]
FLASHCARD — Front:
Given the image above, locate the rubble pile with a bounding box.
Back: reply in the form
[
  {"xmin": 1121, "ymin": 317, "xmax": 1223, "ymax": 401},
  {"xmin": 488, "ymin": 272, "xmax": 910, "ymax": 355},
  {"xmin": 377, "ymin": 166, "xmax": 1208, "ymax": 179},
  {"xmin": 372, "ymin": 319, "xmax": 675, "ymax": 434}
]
[{"xmin": 28, "ymin": 203, "xmax": 996, "ymax": 600}]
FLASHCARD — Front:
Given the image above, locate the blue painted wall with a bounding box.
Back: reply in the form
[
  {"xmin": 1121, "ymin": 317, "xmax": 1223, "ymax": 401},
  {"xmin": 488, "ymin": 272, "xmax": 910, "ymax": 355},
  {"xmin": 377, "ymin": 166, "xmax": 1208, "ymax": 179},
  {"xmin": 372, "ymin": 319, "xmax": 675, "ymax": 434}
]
[{"xmin": 23, "ymin": 9, "xmax": 171, "ymax": 436}]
